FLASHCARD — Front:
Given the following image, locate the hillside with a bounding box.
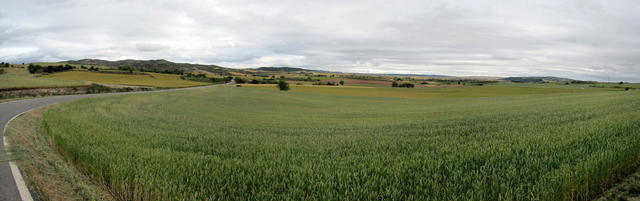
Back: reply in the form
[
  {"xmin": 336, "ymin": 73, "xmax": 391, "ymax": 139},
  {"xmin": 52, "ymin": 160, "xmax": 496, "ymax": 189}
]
[
  {"xmin": 500, "ymin": 76, "xmax": 574, "ymax": 83},
  {"xmin": 64, "ymin": 59, "xmax": 245, "ymax": 75},
  {"xmin": 63, "ymin": 59, "xmax": 326, "ymax": 76}
]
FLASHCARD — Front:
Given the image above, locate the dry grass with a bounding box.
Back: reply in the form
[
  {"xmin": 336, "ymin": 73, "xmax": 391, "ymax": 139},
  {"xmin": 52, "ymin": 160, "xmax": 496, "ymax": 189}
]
[
  {"xmin": 45, "ymin": 71, "xmax": 208, "ymax": 88},
  {"xmin": 4, "ymin": 106, "xmax": 114, "ymax": 201}
]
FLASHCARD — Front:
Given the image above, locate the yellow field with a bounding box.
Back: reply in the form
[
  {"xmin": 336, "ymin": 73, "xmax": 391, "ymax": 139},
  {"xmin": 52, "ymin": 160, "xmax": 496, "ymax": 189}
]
[
  {"xmin": 0, "ymin": 68, "xmax": 87, "ymax": 89},
  {"xmin": 45, "ymin": 71, "xmax": 209, "ymax": 88},
  {"xmin": 246, "ymin": 84, "xmax": 611, "ymax": 98}
]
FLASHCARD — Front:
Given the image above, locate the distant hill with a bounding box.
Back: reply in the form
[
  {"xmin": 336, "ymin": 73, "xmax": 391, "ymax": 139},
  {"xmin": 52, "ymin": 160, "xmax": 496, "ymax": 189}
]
[
  {"xmin": 255, "ymin": 67, "xmax": 308, "ymax": 72},
  {"xmin": 64, "ymin": 59, "xmax": 245, "ymax": 75},
  {"xmin": 385, "ymin": 74, "xmax": 453, "ymax": 78},
  {"xmin": 64, "ymin": 59, "xmax": 320, "ymax": 76},
  {"xmin": 500, "ymin": 76, "xmax": 574, "ymax": 83}
]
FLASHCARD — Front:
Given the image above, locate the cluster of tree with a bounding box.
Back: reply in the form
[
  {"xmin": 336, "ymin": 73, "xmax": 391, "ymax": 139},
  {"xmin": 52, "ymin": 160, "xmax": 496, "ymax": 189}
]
[
  {"xmin": 249, "ymin": 79, "xmax": 279, "ymax": 84},
  {"xmin": 28, "ymin": 64, "xmax": 75, "ymax": 74},
  {"xmin": 234, "ymin": 77, "xmax": 247, "ymax": 84},
  {"xmin": 0, "ymin": 62, "xmax": 10, "ymax": 67},
  {"xmin": 181, "ymin": 73, "xmax": 232, "ymax": 83},
  {"xmin": 118, "ymin": 65, "xmax": 185, "ymax": 75},
  {"xmin": 313, "ymin": 80, "xmax": 345, "ymax": 86},
  {"xmin": 343, "ymin": 74, "xmax": 387, "ymax": 81},
  {"xmin": 278, "ymin": 80, "xmax": 290, "ymax": 91},
  {"xmin": 88, "ymin": 66, "xmax": 100, "ymax": 71},
  {"xmin": 571, "ymin": 80, "xmax": 597, "ymax": 84},
  {"xmin": 392, "ymin": 81, "xmax": 415, "ymax": 88}
]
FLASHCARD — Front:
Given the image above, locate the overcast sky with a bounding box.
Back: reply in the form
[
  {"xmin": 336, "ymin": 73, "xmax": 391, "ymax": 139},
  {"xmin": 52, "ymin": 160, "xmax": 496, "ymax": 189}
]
[{"xmin": 1, "ymin": 0, "xmax": 639, "ymax": 81}]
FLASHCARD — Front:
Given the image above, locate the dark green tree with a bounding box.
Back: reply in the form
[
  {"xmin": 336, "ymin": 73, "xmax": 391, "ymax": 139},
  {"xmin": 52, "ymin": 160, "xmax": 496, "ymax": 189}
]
[{"xmin": 278, "ymin": 80, "xmax": 290, "ymax": 91}]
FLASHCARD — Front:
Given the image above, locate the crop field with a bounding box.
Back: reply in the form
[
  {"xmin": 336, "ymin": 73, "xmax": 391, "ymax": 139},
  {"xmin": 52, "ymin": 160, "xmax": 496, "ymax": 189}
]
[
  {"xmin": 45, "ymin": 71, "xmax": 209, "ymax": 88},
  {"xmin": 0, "ymin": 67, "xmax": 87, "ymax": 89},
  {"xmin": 42, "ymin": 86, "xmax": 640, "ymax": 200},
  {"xmin": 245, "ymin": 84, "xmax": 611, "ymax": 98}
]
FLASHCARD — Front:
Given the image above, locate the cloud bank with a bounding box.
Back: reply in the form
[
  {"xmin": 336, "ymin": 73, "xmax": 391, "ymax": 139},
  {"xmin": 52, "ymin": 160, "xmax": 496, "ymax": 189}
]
[{"xmin": 1, "ymin": 0, "xmax": 639, "ymax": 81}]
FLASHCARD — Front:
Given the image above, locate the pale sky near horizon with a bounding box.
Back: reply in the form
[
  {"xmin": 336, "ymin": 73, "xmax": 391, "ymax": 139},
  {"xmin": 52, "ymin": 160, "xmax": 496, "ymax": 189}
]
[{"xmin": 1, "ymin": 0, "xmax": 639, "ymax": 81}]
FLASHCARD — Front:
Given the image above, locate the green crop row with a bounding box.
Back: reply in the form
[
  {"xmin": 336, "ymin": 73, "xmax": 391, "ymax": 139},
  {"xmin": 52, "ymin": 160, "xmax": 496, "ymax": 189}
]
[{"xmin": 43, "ymin": 86, "xmax": 640, "ymax": 200}]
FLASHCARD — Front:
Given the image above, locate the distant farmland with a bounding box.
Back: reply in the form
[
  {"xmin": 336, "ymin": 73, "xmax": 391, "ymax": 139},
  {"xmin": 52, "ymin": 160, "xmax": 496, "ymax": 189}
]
[
  {"xmin": 245, "ymin": 84, "xmax": 610, "ymax": 98},
  {"xmin": 0, "ymin": 67, "xmax": 87, "ymax": 89},
  {"xmin": 45, "ymin": 71, "xmax": 208, "ymax": 88},
  {"xmin": 43, "ymin": 86, "xmax": 640, "ymax": 200}
]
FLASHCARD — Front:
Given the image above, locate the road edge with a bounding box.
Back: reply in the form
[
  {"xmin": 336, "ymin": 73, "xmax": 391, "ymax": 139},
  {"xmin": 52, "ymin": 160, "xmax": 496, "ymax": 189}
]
[{"xmin": 3, "ymin": 108, "xmax": 36, "ymax": 201}]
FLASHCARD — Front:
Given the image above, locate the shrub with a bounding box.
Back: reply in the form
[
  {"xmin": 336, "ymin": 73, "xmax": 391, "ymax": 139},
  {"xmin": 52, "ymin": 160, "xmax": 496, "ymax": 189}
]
[
  {"xmin": 278, "ymin": 80, "xmax": 290, "ymax": 91},
  {"xmin": 86, "ymin": 84, "xmax": 112, "ymax": 93},
  {"xmin": 234, "ymin": 77, "xmax": 247, "ymax": 84},
  {"xmin": 398, "ymin": 83, "xmax": 415, "ymax": 88},
  {"xmin": 392, "ymin": 81, "xmax": 399, "ymax": 87},
  {"xmin": 339, "ymin": 80, "xmax": 344, "ymax": 85},
  {"xmin": 0, "ymin": 68, "xmax": 5, "ymax": 74},
  {"xmin": 625, "ymin": 87, "xmax": 630, "ymax": 91}
]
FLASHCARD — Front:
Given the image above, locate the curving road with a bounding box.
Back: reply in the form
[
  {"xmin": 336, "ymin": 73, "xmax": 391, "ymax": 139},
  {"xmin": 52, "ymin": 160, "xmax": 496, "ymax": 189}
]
[{"xmin": 0, "ymin": 84, "xmax": 220, "ymax": 201}]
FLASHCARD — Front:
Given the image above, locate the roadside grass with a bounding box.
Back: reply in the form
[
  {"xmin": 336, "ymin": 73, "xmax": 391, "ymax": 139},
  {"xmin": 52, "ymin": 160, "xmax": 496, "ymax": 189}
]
[
  {"xmin": 596, "ymin": 165, "xmax": 640, "ymax": 201},
  {"xmin": 0, "ymin": 68, "xmax": 87, "ymax": 89},
  {"xmin": 43, "ymin": 86, "xmax": 640, "ymax": 200},
  {"xmin": 4, "ymin": 106, "xmax": 113, "ymax": 201},
  {"xmin": 246, "ymin": 84, "xmax": 611, "ymax": 98},
  {"xmin": 45, "ymin": 71, "xmax": 209, "ymax": 88}
]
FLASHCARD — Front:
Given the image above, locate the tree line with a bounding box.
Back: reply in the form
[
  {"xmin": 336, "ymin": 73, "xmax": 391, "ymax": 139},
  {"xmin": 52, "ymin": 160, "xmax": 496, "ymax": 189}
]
[
  {"xmin": 28, "ymin": 64, "xmax": 75, "ymax": 74},
  {"xmin": 118, "ymin": 66, "xmax": 186, "ymax": 75},
  {"xmin": 392, "ymin": 81, "xmax": 415, "ymax": 88}
]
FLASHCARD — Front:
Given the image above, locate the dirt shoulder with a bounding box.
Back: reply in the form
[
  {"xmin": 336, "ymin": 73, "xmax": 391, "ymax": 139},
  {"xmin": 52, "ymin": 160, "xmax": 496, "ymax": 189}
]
[
  {"xmin": 595, "ymin": 165, "xmax": 640, "ymax": 201},
  {"xmin": 4, "ymin": 106, "xmax": 114, "ymax": 201}
]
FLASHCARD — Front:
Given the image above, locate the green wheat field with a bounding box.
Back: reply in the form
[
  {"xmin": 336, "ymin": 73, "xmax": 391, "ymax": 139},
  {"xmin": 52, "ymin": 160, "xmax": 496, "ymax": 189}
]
[{"xmin": 43, "ymin": 86, "xmax": 640, "ymax": 200}]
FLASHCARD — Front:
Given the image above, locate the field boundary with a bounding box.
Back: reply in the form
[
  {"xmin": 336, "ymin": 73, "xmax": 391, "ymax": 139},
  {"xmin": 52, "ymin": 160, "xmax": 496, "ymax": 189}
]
[{"xmin": 3, "ymin": 108, "xmax": 36, "ymax": 201}]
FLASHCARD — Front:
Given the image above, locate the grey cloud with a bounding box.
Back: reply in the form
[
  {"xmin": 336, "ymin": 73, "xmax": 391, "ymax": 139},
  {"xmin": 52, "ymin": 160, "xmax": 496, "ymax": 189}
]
[
  {"xmin": 136, "ymin": 43, "xmax": 169, "ymax": 52},
  {"xmin": 0, "ymin": 0, "xmax": 639, "ymax": 81}
]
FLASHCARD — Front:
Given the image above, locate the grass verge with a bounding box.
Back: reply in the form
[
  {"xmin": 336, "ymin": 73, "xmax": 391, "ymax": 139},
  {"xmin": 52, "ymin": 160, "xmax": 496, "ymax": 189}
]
[
  {"xmin": 4, "ymin": 106, "xmax": 113, "ymax": 201},
  {"xmin": 596, "ymin": 166, "xmax": 640, "ymax": 201}
]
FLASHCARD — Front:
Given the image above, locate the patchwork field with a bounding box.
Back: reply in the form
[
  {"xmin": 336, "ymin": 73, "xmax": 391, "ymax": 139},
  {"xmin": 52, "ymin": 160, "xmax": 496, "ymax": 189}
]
[
  {"xmin": 42, "ymin": 86, "xmax": 640, "ymax": 200},
  {"xmin": 245, "ymin": 84, "xmax": 611, "ymax": 98},
  {"xmin": 0, "ymin": 68, "xmax": 87, "ymax": 89},
  {"xmin": 45, "ymin": 71, "xmax": 209, "ymax": 88}
]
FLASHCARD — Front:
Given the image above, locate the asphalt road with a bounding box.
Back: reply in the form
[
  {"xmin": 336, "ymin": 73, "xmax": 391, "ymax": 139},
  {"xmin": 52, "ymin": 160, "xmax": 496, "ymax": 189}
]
[{"xmin": 0, "ymin": 84, "xmax": 219, "ymax": 201}]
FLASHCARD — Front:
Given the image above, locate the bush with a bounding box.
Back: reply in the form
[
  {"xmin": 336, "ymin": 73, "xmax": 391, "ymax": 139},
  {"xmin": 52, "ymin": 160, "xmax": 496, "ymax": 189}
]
[
  {"xmin": 392, "ymin": 81, "xmax": 414, "ymax": 88},
  {"xmin": 312, "ymin": 82, "xmax": 337, "ymax": 86},
  {"xmin": 0, "ymin": 68, "xmax": 5, "ymax": 74},
  {"xmin": 234, "ymin": 77, "xmax": 247, "ymax": 84},
  {"xmin": 86, "ymin": 84, "xmax": 112, "ymax": 93},
  {"xmin": 278, "ymin": 80, "xmax": 290, "ymax": 91},
  {"xmin": 339, "ymin": 80, "xmax": 344, "ymax": 85},
  {"xmin": 625, "ymin": 87, "xmax": 630, "ymax": 91},
  {"xmin": 398, "ymin": 83, "xmax": 415, "ymax": 88}
]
